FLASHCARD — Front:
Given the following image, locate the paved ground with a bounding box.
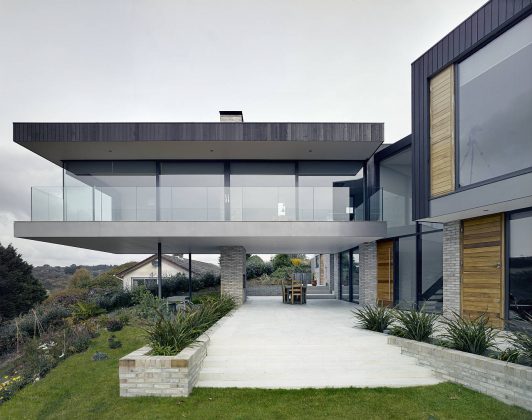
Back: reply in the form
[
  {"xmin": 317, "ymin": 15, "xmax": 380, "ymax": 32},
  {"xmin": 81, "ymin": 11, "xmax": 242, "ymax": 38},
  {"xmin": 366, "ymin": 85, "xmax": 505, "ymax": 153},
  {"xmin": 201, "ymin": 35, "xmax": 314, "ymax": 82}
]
[{"xmin": 196, "ymin": 297, "xmax": 441, "ymax": 389}]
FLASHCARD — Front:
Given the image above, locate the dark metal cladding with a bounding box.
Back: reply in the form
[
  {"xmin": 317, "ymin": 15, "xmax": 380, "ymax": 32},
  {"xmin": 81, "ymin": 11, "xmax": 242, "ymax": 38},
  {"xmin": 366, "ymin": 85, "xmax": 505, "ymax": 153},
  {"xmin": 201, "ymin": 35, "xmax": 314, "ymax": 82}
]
[
  {"xmin": 411, "ymin": 0, "xmax": 532, "ymax": 220},
  {"xmin": 13, "ymin": 122, "xmax": 383, "ymax": 144}
]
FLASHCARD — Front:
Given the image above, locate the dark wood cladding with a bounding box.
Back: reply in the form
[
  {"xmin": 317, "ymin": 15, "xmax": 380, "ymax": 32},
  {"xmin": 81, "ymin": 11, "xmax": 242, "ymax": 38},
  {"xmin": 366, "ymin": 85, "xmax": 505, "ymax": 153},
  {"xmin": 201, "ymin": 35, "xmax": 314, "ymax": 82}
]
[
  {"xmin": 14, "ymin": 122, "xmax": 383, "ymax": 144},
  {"xmin": 411, "ymin": 0, "xmax": 532, "ymax": 220}
]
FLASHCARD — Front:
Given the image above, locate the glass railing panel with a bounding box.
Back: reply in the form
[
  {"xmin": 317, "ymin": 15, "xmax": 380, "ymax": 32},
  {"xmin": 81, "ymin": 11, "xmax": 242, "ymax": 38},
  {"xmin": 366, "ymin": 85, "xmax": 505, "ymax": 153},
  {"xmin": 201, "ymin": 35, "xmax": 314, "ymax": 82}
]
[
  {"xmin": 64, "ymin": 186, "xmax": 94, "ymax": 221},
  {"xmin": 368, "ymin": 188, "xmax": 383, "ymax": 221},
  {"xmin": 30, "ymin": 185, "xmax": 382, "ymax": 222},
  {"xmin": 159, "ymin": 187, "xmax": 224, "ymax": 221},
  {"xmin": 31, "ymin": 187, "xmax": 63, "ymax": 221}
]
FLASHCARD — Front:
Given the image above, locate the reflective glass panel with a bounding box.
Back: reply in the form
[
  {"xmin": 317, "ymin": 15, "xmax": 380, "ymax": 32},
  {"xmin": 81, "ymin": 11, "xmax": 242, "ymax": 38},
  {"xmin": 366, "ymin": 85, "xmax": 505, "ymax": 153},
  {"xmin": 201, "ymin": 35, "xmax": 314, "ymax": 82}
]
[
  {"xmin": 458, "ymin": 15, "xmax": 532, "ymax": 186},
  {"xmin": 509, "ymin": 210, "xmax": 532, "ymax": 321}
]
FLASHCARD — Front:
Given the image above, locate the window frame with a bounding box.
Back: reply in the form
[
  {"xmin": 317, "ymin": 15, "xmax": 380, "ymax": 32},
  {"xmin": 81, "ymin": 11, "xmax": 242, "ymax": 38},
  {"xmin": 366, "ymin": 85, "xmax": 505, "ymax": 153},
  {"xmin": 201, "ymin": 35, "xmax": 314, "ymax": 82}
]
[{"xmin": 453, "ymin": 14, "xmax": 532, "ymax": 192}]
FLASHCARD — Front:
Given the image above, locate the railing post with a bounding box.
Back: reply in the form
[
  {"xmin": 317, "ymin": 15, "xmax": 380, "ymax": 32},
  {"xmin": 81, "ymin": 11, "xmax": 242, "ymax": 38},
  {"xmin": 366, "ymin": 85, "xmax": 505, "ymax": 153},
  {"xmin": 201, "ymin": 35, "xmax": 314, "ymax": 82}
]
[{"xmin": 157, "ymin": 242, "xmax": 162, "ymax": 299}]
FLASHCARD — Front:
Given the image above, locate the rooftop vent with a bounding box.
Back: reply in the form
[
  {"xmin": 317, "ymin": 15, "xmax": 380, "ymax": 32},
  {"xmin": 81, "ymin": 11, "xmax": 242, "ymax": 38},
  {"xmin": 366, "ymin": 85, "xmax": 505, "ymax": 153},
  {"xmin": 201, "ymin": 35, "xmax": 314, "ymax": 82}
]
[{"xmin": 219, "ymin": 111, "xmax": 243, "ymax": 122}]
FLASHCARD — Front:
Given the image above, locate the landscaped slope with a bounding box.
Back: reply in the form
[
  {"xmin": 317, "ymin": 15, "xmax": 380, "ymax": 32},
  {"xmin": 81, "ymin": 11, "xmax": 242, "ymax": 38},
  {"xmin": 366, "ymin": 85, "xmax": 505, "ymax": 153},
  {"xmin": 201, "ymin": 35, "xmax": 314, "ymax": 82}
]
[{"xmin": 0, "ymin": 326, "xmax": 530, "ymax": 419}]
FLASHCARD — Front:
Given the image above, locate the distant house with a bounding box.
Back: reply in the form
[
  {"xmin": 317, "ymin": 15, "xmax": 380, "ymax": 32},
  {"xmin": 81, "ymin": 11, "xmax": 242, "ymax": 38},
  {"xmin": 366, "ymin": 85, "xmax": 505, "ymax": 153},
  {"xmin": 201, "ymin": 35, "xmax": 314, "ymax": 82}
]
[{"xmin": 116, "ymin": 254, "xmax": 220, "ymax": 290}]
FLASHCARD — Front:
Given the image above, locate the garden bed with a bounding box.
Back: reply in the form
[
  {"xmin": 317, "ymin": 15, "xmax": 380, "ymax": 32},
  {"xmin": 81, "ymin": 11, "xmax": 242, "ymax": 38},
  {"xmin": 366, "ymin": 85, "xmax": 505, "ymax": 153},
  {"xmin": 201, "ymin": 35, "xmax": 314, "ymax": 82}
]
[
  {"xmin": 388, "ymin": 336, "xmax": 532, "ymax": 411},
  {"xmin": 119, "ymin": 309, "xmax": 233, "ymax": 397}
]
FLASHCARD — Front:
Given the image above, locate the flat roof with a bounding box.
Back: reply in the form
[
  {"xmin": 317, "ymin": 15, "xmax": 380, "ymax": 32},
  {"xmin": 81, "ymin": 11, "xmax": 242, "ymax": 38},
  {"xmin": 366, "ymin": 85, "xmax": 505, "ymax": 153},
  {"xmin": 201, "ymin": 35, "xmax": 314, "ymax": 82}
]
[{"xmin": 13, "ymin": 122, "xmax": 384, "ymax": 165}]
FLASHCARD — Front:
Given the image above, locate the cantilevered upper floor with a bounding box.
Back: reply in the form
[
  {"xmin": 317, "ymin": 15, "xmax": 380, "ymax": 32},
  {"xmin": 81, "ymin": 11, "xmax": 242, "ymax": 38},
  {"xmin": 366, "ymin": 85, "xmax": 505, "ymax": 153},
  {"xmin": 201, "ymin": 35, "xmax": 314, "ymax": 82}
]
[
  {"xmin": 13, "ymin": 113, "xmax": 387, "ymax": 254},
  {"xmin": 13, "ymin": 116, "xmax": 383, "ymax": 164}
]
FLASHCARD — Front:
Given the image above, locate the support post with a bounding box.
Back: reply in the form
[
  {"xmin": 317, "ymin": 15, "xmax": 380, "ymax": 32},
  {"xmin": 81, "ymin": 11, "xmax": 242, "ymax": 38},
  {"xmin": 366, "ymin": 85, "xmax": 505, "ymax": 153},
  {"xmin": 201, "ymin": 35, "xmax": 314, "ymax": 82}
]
[
  {"xmin": 220, "ymin": 246, "xmax": 246, "ymax": 304},
  {"xmin": 157, "ymin": 242, "xmax": 162, "ymax": 299},
  {"xmin": 188, "ymin": 253, "xmax": 192, "ymax": 300}
]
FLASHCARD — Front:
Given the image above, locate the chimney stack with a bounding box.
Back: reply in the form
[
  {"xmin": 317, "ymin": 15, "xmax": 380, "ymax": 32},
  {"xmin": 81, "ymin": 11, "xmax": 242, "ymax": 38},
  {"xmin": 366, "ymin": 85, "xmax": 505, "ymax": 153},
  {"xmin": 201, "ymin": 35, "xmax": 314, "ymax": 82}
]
[{"xmin": 219, "ymin": 111, "xmax": 244, "ymax": 122}]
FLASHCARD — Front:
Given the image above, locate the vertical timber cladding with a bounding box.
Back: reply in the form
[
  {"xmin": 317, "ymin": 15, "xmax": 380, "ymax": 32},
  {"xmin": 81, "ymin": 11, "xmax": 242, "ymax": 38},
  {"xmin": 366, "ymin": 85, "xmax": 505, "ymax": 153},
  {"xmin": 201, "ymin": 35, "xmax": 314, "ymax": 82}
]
[
  {"xmin": 377, "ymin": 240, "xmax": 394, "ymax": 307},
  {"xmin": 461, "ymin": 214, "xmax": 505, "ymax": 327},
  {"xmin": 429, "ymin": 65, "xmax": 455, "ymax": 197}
]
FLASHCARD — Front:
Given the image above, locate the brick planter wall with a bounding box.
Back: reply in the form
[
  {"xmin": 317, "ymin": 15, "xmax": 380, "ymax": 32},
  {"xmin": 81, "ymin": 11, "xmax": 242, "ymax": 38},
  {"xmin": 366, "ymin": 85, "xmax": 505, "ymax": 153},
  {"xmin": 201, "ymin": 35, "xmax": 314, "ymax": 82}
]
[
  {"xmin": 119, "ymin": 311, "xmax": 232, "ymax": 397},
  {"xmin": 247, "ymin": 285, "xmax": 282, "ymax": 296},
  {"xmin": 388, "ymin": 336, "xmax": 532, "ymax": 411}
]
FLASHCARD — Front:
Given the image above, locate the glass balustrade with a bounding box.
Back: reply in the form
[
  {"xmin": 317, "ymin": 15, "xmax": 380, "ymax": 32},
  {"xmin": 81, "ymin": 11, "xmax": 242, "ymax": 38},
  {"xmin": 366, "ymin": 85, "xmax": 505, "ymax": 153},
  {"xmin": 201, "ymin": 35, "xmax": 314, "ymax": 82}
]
[{"xmin": 30, "ymin": 186, "xmax": 383, "ymax": 222}]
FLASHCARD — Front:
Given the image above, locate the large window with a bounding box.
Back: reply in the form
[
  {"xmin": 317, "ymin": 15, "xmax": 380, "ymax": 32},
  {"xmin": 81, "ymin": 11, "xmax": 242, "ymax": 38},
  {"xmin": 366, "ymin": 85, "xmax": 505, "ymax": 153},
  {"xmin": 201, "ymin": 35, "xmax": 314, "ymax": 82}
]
[
  {"xmin": 64, "ymin": 161, "xmax": 156, "ymax": 221},
  {"xmin": 61, "ymin": 159, "xmax": 365, "ymax": 222},
  {"xmin": 379, "ymin": 148, "xmax": 414, "ymax": 234},
  {"xmin": 508, "ymin": 210, "xmax": 532, "ymax": 321},
  {"xmin": 339, "ymin": 248, "xmax": 359, "ymax": 303},
  {"xmin": 420, "ymin": 231, "xmax": 443, "ymax": 313},
  {"xmin": 458, "ymin": 14, "xmax": 532, "ymax": 186},
  {"xmin": 340, "ymin": 250, "xmax": 350, "ymax": 301},
  {"xmin": 159, "ymin": 162, "xmax": 224, "ymax": 221},
  {"xmin": 230, "ymin": 162, "xmax": 296, "ymax": 221},
  {"xmin": 397, "ymin": 236, "xmax": 416, "ymax": 309}
]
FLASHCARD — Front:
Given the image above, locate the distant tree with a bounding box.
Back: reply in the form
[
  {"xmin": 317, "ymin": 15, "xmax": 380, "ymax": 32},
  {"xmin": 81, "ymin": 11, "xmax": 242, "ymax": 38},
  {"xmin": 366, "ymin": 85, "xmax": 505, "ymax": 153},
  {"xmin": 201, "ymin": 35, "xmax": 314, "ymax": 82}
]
[
  {"xmin": 68, "ymin": 268, "xmax": 93, "ymax": 289},
  {"xmin": 246, "ymin": 255, "xmax": 267, "ymax": 279},
  {"xmin": 64, "ymin": 264, "xmax": 77, "ymax": 275},
  {"xmin": 89, "ymin": 261, "xmax": 138, "ymax": 289},
  {"xmin": 271, "ymin": 254, "xmax": 292, "ymax": 271},
  {"xmin": 0, "ymin": 243, "xmax": 47, "ymax": 321}
]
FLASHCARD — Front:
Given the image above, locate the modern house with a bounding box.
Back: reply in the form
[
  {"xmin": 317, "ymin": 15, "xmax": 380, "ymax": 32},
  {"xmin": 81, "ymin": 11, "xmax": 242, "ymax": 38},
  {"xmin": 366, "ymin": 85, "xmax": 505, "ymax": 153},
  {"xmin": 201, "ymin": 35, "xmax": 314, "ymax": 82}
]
[
  {"xmin": 116, "ymin": 254, "xmax": 220, "ymax": 290},
  {"xmin": 325, "ymin": 0, "xmax": 532, "ymax": 328},
  {"xmin": 13, "ymin": 0, "xmax": 531, "ymax": 327},
  {"xmin": 13, "ymin": 113, "xmax": 386, "ymax": 304}
]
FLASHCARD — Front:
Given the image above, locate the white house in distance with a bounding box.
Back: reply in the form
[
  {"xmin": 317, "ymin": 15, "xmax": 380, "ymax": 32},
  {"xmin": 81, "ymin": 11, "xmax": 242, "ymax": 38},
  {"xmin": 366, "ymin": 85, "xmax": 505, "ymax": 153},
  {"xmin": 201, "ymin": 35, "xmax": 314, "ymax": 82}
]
[{"xmin": 116, "ymin": 254, "xmax": 220, "ymax": 290}]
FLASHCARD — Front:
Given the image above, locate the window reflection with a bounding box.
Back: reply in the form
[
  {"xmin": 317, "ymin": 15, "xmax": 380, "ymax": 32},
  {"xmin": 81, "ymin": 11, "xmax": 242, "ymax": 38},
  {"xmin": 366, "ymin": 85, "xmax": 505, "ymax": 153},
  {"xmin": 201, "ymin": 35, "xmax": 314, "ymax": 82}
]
[
  {"xmin": 458, "ymin": 14, "xmax": 532, "ymax": 186},
  {"xmin": 509, "ymin": 210, "xmax": 532, "ymax": 322}
]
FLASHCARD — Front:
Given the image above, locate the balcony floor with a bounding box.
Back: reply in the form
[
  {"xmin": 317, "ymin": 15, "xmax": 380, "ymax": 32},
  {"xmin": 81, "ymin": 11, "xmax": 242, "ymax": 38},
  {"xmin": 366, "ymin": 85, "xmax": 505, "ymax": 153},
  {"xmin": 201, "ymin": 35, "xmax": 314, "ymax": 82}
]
[{"xmin": 14, "ymin": 220, "xmax": 386, "ymax": 254}]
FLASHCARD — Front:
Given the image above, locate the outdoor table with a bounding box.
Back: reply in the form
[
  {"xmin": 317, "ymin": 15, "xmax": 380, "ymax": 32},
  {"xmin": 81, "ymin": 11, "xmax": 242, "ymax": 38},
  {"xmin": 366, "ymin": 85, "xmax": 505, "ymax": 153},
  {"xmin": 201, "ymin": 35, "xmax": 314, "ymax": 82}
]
[{"xmin": 282, "ymin": 285, "xmax": 307, "ymax": 304}]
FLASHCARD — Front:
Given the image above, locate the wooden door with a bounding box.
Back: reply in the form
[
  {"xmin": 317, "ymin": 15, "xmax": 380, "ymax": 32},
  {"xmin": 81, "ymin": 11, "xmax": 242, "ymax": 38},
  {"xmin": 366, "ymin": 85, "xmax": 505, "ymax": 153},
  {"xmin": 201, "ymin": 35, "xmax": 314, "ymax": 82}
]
[
  {"xmin": 462, "ymin": 214, "xmax": 505, "ymax": 327},
  {"xmin": 377, "ymin": 240, "xmax": 394, "ymax": 307}
]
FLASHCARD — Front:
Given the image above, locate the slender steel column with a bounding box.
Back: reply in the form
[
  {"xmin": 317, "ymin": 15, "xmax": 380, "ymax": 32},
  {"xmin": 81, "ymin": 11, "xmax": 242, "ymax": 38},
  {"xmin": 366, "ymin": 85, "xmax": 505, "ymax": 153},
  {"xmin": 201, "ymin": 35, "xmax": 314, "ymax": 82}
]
[
  {"xmin": 188, "ymin": 253, "xmax": 192, "ymax": 300},
  {"xmin": 157, "ymin": 242, "xmax": 162, "ymax": 299}
]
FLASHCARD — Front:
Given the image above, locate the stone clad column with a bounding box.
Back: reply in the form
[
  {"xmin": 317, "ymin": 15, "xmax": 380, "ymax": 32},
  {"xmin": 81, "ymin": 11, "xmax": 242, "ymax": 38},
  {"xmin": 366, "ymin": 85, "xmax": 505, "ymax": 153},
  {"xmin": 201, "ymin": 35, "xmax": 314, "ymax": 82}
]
[
  {"xmin": 443, "ymin": 221, "xmax": 461, "ymax": 317},
  {"xmin": 359, "ymin": 242, "xmax": 377, "ymax": 306},
  {"xmin": 220, "ymin": 246, "xmax": 247, "ymax": 304}
]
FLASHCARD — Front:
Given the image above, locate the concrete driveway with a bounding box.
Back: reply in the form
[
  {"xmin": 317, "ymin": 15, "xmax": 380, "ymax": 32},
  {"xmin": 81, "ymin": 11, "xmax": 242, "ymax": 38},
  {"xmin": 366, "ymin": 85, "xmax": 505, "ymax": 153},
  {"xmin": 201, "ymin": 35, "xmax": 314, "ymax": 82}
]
[{"xmin": 196, "ymin": 297, "xmax": 441, "ymax": 388}]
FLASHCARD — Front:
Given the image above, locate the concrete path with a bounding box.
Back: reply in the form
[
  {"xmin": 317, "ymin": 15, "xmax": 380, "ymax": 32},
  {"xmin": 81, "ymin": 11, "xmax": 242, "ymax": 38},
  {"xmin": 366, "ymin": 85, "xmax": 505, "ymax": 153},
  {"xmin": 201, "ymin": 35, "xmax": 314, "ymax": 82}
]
[{"xmin": 196, "ymin": 297, "xmax": 441, "ymax": 389}]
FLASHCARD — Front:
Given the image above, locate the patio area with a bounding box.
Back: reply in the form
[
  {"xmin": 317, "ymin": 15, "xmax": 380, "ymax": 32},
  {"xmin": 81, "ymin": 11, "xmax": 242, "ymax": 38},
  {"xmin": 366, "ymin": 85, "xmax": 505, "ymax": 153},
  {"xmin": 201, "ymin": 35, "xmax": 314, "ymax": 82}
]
[{"xmin": 196, "ymin": 296, "xmax": 441, "ymax": 389}]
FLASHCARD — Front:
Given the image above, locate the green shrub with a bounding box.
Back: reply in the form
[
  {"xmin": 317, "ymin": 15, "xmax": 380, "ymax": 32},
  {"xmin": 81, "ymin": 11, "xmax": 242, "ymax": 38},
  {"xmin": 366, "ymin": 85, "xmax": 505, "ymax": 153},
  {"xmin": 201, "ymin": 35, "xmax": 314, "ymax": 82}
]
[
  {"xmin": 509, "ymin": 331, "xmax": 532, "ymax": 366},
  {"xmin": 87, "ymin": 288, "xmax": 133, "ymax": 311},
  {"xmin": 68, "ymin": 268, "xmax": 93, "ymax": 289},
  {"xmin": 352, "ymin": 305, "xmax": 394, "ymax": 332},
  {"xmin": 105, "ymin": 319, "xmax": 123, "ymax": 332},
  {"xmin": 71, "ymin": 302, "xmax": 105, "ymax": 322},
  {"xmin": 390, "ymin": 307, "xmax": 438, "ymax": 342},
  {"xmin": 45, "ymin": 288, "xmax": 88, "ymax": 307},
  {"xmin": 441, "ymin": 313, "xmax": 498, "ymax": 355},
  {"xmin": 497, "ymin": 347, "xmax": 521, "ymax": 363},
  {"xmin": 146, "ymin": 295, "xmax": 235, "ymax": 356},
  {"xmin": 108, "ymin": 335, "xmax": 122, "ymax": 349},
  {"xmin": 92, "ymin": 352, "xmax": 108, "ymax": 361},
  {"xmin": 132, "ymin": 286, "xmax": 170, "ymax": 321},
  {"xmin": 270, "ymin": 266, "xmax": 295, "ymax": 281}
]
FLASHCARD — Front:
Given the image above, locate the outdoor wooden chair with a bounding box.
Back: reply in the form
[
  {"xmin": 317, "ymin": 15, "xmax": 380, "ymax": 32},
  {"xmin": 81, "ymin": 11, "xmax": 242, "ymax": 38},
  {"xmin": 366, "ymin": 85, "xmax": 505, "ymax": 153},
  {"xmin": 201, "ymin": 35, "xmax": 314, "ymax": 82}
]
[{"xmin": 290, "ymin": 281, "xmax": 304, "ymax": 304}]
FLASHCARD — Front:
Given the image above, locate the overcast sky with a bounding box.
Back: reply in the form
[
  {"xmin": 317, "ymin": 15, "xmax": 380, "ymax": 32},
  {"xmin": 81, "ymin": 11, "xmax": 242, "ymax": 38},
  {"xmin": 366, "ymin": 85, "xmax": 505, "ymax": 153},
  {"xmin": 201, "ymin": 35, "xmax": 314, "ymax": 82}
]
[{"xmin": 0, "ymin": 0, "xmax": 486, "ymax": 267}]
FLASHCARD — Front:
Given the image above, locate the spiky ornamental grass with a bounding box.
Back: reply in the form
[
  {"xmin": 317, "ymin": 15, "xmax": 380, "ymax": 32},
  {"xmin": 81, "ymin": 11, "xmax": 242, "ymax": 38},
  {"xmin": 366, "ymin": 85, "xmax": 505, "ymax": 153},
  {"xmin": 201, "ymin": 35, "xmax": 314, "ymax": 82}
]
[
  {"xmin": 441, "ymin": 312, "xmax": 498, "ymax": 355},
  {"xmin": 390, "ymin": 307, "xmax": 439, "ymax": 343},
  {"xmin": 509, "ymin": 330, "xmax": 532, "ymax": 366},
  {"xmin": 352, "ymin": 305, "xmax": 394, "ymax": 332},
  {"xmin": 146, "ymin": 294, "xmax": 236, "ymax": 356}
]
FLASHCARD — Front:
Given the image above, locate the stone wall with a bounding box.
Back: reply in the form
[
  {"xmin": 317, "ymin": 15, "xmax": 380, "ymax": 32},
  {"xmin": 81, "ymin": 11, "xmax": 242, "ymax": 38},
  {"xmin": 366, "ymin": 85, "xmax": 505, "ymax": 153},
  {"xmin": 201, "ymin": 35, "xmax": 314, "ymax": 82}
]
[
  {"xmin": 443, "ymin": 221, "xmax": 461, "ymax": 316},
  {"xmin": 359, "ymin": 242, "xmax": 377, "ymax": 306},
  {"xmin": 119, "ymin": 338, "xmax": 208, "ymax": 397},
  {"xmin": 247, "ymin": 285, "xmax": 282, "ymax": 296},
  {"xmin": 220, "ymin": 246, "xmax": 246, "ymax": 304},
  {"xmin": 120, "ymin": 311, "xmax": 232, "ymax": 397},
  {"xmin": 388, "ymin": 336, "xmax": 532, "ymax": 411}
]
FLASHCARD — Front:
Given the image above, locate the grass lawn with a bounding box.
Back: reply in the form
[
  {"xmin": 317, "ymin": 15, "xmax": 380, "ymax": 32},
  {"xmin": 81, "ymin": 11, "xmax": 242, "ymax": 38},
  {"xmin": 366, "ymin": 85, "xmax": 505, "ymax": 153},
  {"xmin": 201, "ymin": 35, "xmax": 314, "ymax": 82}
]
[{"xmin": 0, "ymin": 326, "xmax": 530, "ymax": 420}]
